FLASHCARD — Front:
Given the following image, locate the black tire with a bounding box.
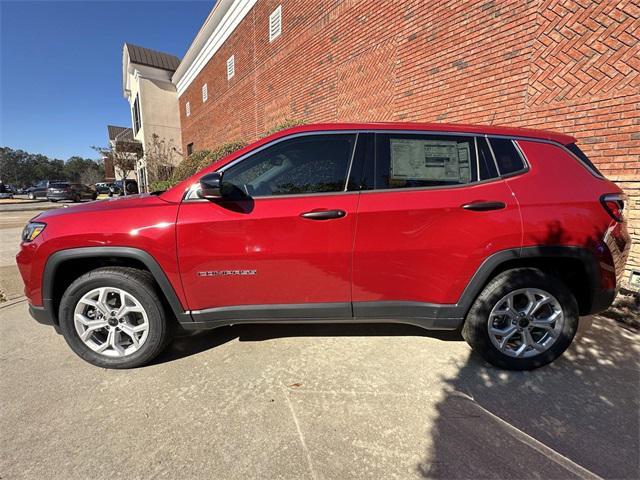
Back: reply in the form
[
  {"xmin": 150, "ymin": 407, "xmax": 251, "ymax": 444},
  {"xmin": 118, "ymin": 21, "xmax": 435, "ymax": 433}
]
[
  {"xmin": 73, "ymin": 194, "xmax": 81, "ymax": 203},
  {"xmin": 462, "ymin": 268, "xmax": 579, "ymax": 370},
  {"xmin": 28, "ymin": 192, "xmax": 35, "ymax": 200},
  {"xmin": 58, "ymin": 267, "xmax": 171, "ymax": 369},
  {"xmin": 49, "ymin": 199, "xmax": 57, "ymax": 203}
]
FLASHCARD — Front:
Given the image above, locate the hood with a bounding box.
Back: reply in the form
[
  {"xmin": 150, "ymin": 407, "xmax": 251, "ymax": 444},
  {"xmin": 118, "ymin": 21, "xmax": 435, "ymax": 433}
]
[{"xmin": 35, "ymin": 194, "xmax": 170, "ymax": 221}]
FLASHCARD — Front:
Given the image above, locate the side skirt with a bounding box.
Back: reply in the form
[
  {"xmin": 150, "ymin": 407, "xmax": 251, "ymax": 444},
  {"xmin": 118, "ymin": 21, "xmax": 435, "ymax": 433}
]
[{"xmin": 184, "ymin": 301, "xmax": 464, "ymax": 331}]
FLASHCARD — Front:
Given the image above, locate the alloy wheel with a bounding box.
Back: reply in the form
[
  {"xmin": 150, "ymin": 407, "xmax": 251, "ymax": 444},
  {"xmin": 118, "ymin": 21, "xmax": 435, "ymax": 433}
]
[
  {"xmin": 487, "ymin": 288, "xmax": 564, "ymax": 358},
  {"xmin": 73, "ymin": 287, "xmax": 149, "ymax": 357}
]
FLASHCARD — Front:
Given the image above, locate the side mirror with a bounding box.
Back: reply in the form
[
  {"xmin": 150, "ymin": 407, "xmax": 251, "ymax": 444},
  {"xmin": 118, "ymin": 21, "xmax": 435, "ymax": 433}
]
[{"xmin": 199, "ymin": 172, "xmax": 224, "ymax": 199}]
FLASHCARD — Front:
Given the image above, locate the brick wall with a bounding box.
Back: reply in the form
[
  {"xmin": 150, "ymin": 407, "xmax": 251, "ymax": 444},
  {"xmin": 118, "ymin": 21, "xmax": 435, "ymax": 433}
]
[{"xmin": 179, "ymin": 0, "xmax": 640, "ymax": 288}]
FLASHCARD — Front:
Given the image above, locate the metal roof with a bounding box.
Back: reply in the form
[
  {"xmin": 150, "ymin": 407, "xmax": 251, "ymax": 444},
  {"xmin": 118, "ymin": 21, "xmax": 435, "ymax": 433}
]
[
  {"xmin": 107, "ymin": 125, "xmax": 132, "ymax": 141},
  {"xmin": 124, "ymin": 43, "xmax": 180, "ymax": 72}
]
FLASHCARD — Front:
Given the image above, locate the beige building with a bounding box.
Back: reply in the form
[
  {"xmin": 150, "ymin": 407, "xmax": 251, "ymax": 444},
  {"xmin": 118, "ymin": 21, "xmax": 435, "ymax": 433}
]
[{"xmin": 122, "ymin": 43, "xmax": 183, "ymax": 191}]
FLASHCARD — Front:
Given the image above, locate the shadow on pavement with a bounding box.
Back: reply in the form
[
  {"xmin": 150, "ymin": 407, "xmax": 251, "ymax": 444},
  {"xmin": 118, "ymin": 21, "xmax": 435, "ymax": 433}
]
[
  {"xmin": 152, "ymin": 322, "xmax": 462, "ymax": 366},
  {"xmin": 417, "ymin": 316, "xmax": 640, "ymax": 479}
]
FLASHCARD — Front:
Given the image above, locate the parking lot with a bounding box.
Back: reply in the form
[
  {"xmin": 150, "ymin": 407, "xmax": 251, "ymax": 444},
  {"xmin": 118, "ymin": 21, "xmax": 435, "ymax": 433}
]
[{"xmin": 1, "ymin": 205, "xmax": 638, "ymax": 479}]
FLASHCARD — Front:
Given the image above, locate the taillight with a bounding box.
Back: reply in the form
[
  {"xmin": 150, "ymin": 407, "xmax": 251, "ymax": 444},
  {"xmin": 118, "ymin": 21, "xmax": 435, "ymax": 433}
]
[{"xmin": 600, "ymin": 193, "xmax": 626, "ymax": 222}]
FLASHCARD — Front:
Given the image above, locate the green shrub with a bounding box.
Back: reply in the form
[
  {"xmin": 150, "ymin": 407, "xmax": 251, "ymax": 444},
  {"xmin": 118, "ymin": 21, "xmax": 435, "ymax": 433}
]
[
  {"xmin": 149, "ymin": 180, "xmax": 178, "ymax": 192},
  {"xmin": 264, "ymin": 118, "xmax": 306, "ymax": 137},
  {"xmin": 170, "ymin": 141, "xmax": 247, "ymax": 184}
]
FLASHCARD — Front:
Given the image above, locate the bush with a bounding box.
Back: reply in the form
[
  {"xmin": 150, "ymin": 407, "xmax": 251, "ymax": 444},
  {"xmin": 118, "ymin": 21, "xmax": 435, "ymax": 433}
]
[
  {"xmin": 170, "ymin": 141, "xmax": 247, "ymax": 184},
  {"xmin": 149, "ymin": 180, "xmax": 177, "ymax": 192},
  {"xmin": 264, "ymin": 118, "xmax": 306, "ymax": 137}
]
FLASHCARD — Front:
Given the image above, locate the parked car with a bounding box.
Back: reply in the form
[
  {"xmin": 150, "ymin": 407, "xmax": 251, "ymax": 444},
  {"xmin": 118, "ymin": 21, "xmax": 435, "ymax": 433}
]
[
  {"xmin": 26, "ymin": 180, "xmax": 70, "ymax": 199},
  {"xmin": 109, "ymin": 179, "xmax": 139, "ymax": 196},
  {"xmin": 0, "ymin": 183, "xmax": 13, "ymax": 199},
  {"xmin": 95, "ymin": 182, "xmax": 115, "ymax": 194},
  {"xmin": 16, "ymin": 123, "xmax": 630, "ymax": 370},
  {"xmin": 46, "ymin": 182, "xmax": 97, "ymax": 203},
  {"xmin": 26, "ymin": 180, "xmax": 51, "ymax": 199}
]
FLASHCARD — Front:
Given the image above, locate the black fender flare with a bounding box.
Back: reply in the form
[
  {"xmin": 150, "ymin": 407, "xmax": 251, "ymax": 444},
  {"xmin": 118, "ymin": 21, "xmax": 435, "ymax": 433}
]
[
  {"xmin": 456, "ymin": 246, "xmax": 608, "ymax": 317},
  {"xmin": 42, "ymin": 247, "xmax": 191, "ymax": 325}
]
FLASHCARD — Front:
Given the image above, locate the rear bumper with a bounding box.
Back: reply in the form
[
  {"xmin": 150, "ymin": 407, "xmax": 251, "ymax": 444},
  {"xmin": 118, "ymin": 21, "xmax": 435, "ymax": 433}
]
[
  {"xmin": 587, "ymin": 288, "xmax": 617, "ymax": 316},
  {"xmin": 46, "ymin": 193, "xmax": 73, "ymax": 201}
]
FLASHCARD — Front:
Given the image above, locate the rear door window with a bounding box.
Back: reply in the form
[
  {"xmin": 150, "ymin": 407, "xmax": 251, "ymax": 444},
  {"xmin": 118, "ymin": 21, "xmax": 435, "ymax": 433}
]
[
  {"xmin": 374, "ymin": 133, "xmax": 478, "ymax": 189},
  {"xmin": 488, "ymin": 138, "xmax": 526, "ymax": 175}
]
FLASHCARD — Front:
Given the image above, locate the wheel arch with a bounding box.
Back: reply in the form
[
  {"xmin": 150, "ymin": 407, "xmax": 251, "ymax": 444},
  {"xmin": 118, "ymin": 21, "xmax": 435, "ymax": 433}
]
[
  {"xmin": 458, "ymin": 246, "xmax": 608, "ymax": 317},
  {"xmin": 42, "ymin": 247, "xmax": 190, "ymax": 326}
]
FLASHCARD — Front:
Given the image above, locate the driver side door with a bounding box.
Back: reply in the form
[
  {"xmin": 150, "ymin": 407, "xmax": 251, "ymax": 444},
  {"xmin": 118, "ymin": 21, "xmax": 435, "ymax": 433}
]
[{"xmin": 176, "ymin": 132, "xmax": 360, "ymax": 322}]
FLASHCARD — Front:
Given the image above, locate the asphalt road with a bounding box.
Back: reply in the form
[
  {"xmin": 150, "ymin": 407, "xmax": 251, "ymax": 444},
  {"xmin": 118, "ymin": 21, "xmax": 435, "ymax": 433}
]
[{"xmin": 1, "ymin": 205, "xmax": 639, "ymax": 479}]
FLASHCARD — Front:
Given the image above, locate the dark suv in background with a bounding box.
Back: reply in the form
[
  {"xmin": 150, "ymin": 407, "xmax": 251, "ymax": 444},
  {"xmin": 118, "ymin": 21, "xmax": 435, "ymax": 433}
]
[{"xmin": 46, "ymin": 182, "xmax": 97, "ymax": 202}]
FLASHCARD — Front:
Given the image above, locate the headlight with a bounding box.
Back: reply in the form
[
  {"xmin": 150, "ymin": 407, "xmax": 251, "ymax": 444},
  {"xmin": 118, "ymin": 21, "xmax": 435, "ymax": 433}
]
[{"xmin": 22, "ymin": 222, "xmax": 46, "ymax": 242}]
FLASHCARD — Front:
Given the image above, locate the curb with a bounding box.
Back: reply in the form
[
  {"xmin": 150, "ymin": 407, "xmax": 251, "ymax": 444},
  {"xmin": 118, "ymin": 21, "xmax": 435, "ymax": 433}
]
[
  {"xmin": 0, "ymin": 296, "xmax": 26, "ymax": 309},
  {"xmin": 0, "ymin": 204, "xmax": 64, "ymax": 213}
]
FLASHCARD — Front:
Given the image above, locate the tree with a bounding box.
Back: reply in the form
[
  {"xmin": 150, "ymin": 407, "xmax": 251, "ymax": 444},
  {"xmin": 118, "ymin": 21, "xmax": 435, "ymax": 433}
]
[
  {"xmin": 145, "ymin": 134, "xmax": 182, "ymax": 187},
  {"xmin": 92, "ymin": 143, "xmax": 141, "ymax": 195},
  {"xmin": 0, "ymin": 147, "xmax": 66, "ymax": 187},
  {"xmin": 64, "ymin": 157, "xmax": 104, "ymax": 183}
]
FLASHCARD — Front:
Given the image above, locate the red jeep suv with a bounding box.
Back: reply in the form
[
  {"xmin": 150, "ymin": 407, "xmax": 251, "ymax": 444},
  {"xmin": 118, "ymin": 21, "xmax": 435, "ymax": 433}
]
[{"xmin": 16, "ymin": 123, "xmax": 630, "ymax": 370}]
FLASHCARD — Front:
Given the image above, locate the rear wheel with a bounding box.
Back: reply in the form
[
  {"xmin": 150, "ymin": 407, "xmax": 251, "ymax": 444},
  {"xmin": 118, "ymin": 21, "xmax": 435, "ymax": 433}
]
[
  {"xmin": 28, "ymin": 192, "xmax": 35, "ymax": 200},
  {"xmin": 462, "ymin": 268, "xmax": 578, "ymax": 370},
  {"xmin": 59, "ymin": 267, "xmax": 171, "ymax": 368}
]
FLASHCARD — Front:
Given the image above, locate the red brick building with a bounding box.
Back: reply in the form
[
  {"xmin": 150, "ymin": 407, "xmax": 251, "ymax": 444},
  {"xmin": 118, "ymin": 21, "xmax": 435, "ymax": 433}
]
[{"xmin": 173, "ymin": 0, "xmax": 639, "ymax": 288}]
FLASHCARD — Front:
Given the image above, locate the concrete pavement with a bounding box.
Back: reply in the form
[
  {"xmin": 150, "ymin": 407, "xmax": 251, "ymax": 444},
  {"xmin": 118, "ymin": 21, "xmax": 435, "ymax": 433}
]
[
  {"xmin": 1, "ymin": 204, "xmax": 638, "ymax": 479},
  {"xmin": 1, "ymin": 298, "xmax": 638, "ymax": 479}
]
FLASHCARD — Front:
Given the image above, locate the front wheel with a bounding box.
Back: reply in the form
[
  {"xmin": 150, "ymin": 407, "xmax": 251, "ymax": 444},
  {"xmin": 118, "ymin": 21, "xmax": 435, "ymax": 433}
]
[
  {"xmin": 59, "ymin": 267, "xmax": 171, "ymax": 368},
  {"xmin": 462, "ymin": 268, "xmax": 578, "ymax": 370},
  {"xmin": 28, "ymin": 192, "xmax": 35, "ymax": 200}
]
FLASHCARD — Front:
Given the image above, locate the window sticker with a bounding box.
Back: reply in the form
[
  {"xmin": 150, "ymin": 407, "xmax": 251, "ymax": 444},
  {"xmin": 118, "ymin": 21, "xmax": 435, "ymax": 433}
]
[{"xmin": 390, "ymin": 139, "xmax": 471, "ymax": 182}]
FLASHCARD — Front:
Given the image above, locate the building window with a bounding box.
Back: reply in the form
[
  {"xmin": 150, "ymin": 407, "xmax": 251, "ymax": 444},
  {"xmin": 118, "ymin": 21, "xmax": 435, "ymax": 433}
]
[
  {"xmin": 187, "ymin": 143, "xmax": 194, "ymax": 156},
  {"xmin": 269, "ymin": 5, "xmax": 282, "ymax": 42},
  {"xmin": 202, "ymin": 83, "xmax": 208, "ymax": 102},
  {"xmin": 227, "ymin": 55, "xmax": 235, "ymax": 80},
  {"xmin": 132, "ymin": 94, "xmax": 141, "ymax": 134},
  {"xmin": 185, "ymin": 101, "xmax": 191, "ymax": 117}
]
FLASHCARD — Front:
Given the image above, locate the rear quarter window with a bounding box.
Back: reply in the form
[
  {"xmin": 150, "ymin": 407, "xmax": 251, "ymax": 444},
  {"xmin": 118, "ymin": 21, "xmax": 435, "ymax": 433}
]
[
  {"xmin": 566, "ymin": 143, "xmax": 603, "ymax": 177},
  {"xmin": 489, "ymin": 138, "xmax": 526, "ymax": 176}
]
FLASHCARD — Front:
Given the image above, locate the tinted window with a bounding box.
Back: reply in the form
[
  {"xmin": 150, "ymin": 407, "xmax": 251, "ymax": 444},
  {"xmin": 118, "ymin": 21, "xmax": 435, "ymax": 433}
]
[
  {"xmin": 375, "ymin": 134, "xmax": 478, "ymax": 189},
  {"xmin": 489, "ymin": 138, "xmax": 525, "ymax": 175},
  {"xmin": 223, "ymin": 134, "xmax": 356, "ymax": 197},
  {"xmin": 566, "ymin": 143, "xmax": 603, "ymax": 177},
  {"xmin": 50, "ymin": 182, "xmax": 69, "ymax": 188},
  {"xmin": 477, "ymin": 137, "xmax": 499, "ymax": 180}
]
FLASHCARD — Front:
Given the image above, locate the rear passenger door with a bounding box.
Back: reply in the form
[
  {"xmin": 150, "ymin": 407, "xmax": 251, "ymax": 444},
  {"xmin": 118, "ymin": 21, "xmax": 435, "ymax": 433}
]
[{"xmin": 351, "ymin": 132, "xmax": 522, "ymax": 318}]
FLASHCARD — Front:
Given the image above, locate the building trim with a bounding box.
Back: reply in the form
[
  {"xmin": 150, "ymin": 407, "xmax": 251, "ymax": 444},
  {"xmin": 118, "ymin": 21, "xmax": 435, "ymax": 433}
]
[{"xmin": 173, "ymin": 0, "xmax": 256, "ymax": 96}]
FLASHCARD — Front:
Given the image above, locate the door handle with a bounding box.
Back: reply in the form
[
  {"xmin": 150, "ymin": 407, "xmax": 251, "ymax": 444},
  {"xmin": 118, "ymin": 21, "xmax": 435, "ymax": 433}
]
[
  {"xmin": 300, "ymin": 209, "xmax": 347, "ymax": 220},
  {"xmin": 461, "ymin": 201, "xmax": 506, "ymax": 211}
]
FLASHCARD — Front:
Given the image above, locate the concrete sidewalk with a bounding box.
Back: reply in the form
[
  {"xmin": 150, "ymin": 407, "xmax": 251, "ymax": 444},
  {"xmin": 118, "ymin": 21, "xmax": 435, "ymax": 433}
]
[{"xmin": 1, "ymin": 298, "xmax": 638, "ymax": 479}]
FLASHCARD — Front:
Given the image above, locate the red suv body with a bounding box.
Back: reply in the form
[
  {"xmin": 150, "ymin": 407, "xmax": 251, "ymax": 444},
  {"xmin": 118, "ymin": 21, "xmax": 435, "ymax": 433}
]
[{"xmin": 16, "ymin": 123, "xmax": 630, "ymax": 369}]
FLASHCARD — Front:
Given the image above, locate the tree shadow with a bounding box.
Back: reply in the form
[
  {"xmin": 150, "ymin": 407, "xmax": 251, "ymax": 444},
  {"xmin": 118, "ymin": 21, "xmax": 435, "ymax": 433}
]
[
  {"xmin": 417, "ymin": 220, "xmax": 637, "ymax": 479},
  {"xmin": 416, "ymin": 315, "xmax": 640, "ymax": 479}
]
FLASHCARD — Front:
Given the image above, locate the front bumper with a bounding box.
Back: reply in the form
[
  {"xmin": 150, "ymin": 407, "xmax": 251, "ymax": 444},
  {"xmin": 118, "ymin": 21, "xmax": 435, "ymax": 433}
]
[
  {"xmin": 28, "ymin": 303, "xmax": 53, "ymax": 325},
  {"xmin": 28, "ymin": 303, "xmax": 61, "ymax": 334}
]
